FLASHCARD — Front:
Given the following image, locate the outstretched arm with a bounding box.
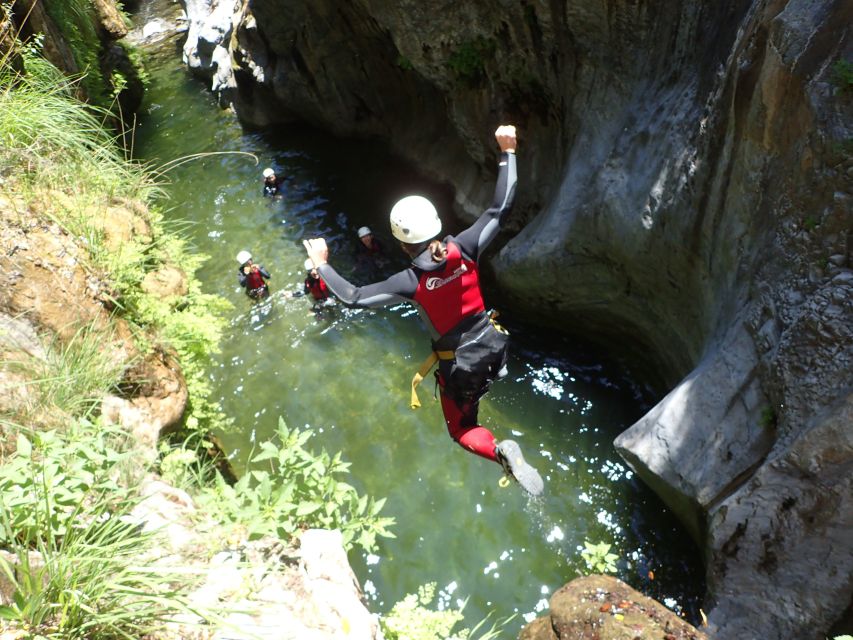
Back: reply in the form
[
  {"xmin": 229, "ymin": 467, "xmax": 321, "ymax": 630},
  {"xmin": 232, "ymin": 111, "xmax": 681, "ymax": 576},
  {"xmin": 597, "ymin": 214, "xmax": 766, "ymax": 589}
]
[
  {"xmin": 303, "ymin": 238, "xmax": 417, "ymax": 307},
  {"xmin": 454, "ymin": 125, "xmax": 518, "ymax": 261}
]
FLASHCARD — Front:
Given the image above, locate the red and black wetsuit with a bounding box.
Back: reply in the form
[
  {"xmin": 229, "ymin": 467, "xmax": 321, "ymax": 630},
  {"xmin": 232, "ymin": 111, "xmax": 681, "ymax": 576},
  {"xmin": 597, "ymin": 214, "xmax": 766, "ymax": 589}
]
[
  {"xmin": 238, "ymin": 263, "xmax": 271, "ymax": 298},
  {"xmin": 317, "ymin": 151, "xmax": 517, "ymax": 462},
  {"xmin": 304, "ymin": 274, "xmax": 330, "ymax": 301}
]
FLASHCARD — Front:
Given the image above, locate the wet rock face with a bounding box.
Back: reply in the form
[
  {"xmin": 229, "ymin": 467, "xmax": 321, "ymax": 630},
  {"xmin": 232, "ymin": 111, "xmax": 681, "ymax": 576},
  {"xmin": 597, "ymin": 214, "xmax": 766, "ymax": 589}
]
[{"xmin": 177, "ymin": 0, "xmax": 853, "ymax": 637}]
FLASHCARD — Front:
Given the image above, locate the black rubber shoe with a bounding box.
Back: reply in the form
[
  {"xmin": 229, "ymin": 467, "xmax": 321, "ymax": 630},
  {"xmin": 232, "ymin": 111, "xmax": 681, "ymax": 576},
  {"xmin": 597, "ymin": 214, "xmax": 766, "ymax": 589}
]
[{"xmin": 495, "ymin": 440, "xmax": 544, "ymax": 497}]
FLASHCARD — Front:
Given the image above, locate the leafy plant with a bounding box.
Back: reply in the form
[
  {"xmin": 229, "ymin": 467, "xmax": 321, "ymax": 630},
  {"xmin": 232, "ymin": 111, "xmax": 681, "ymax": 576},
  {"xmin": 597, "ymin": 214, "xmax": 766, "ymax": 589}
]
[
  {"xmin": 194, "ymin": 418, "xmax": 395, "ymax": 552},
  {"xmin": 580, "ymin": 539, "xmax": 619, "ymax": 574},
  {"xmin": 380, "ymin": 583, "xmax": 510, "ymax": 640},
  {"xmin": 381, "ymin": 583, "xmax": 465, "ymax": 640},
  {"xmin": 447, "ymin": 37, "xmax": 495, "ymax": 84},
  {"xmin": 0, "ymin": 420, "xmax": 207, "ymax": 639},
  {"xmin": 0, "ymin": 421, "xmax": 134, "ymax": 544}
]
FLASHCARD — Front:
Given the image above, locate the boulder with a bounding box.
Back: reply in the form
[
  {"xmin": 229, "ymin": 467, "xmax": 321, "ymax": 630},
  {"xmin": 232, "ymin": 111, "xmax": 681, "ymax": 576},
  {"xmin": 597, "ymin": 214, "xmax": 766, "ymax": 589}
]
[
  {"xmin": 141, "ymin": 265, "xmax": 189, "ymax": 299},
  {"xmin": 520, "ymin": 575, "xmax": 707, "ymax": 640}
]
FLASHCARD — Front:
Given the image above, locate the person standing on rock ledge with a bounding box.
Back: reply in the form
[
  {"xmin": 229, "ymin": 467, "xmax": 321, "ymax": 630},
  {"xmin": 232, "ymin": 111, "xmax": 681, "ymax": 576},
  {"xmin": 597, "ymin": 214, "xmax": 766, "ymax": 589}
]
[{"xmin": 303, "ymin": 125, "xmax": 543, "ymax": 496}]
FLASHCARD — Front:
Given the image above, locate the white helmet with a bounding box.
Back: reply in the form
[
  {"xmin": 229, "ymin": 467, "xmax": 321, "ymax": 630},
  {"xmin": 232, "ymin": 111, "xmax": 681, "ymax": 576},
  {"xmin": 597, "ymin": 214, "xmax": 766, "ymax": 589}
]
[
  {"xmin": 389, "ymin": 195, "xmax": 441, "ymax": 243},
  {"xmin": 357, "ymin": 226, "xmax": 372, "ymax": 238},
  {"xmin": 262, "ymin": 167, "xmax": 275, "ymax": 178},
  {"xmin": 236, "ymin": 250, "xmax": 252, "ymax": 265},
  {"xmin": 304, "ymin": 258, "xmax": 315, "ymax": 271}
]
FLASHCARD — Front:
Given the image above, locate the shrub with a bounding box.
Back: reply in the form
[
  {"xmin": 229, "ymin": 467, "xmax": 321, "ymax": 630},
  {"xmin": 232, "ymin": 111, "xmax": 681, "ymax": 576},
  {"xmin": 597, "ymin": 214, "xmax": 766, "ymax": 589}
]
[
  {"xmin": 0, "ymin": 420, "xmax": 204, "ymax": 639},
  {"xmin": 193, "ymin": 418, "xmax": 395, "ymax": 552}
]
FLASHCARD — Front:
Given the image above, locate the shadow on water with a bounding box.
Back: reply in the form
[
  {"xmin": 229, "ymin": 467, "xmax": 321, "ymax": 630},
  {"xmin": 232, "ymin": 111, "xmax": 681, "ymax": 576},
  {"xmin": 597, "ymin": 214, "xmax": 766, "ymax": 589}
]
[{"xmin": 131, "ymin": 46, "xmax": 704, "ymax": 635}]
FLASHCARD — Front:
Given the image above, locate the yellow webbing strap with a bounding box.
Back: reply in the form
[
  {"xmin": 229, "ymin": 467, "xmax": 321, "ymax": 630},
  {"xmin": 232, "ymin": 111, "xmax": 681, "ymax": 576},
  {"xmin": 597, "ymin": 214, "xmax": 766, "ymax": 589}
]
[{"xmin": 410, "ymin": 350, "xmax": 454, "ymax": 409}]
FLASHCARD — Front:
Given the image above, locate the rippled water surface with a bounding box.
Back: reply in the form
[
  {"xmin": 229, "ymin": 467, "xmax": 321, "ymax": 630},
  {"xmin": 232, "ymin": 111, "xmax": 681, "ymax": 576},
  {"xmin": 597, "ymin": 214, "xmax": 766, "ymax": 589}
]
[{"xmin": 132, "ymin": 37, "xmax": 703, "ymax": 633}]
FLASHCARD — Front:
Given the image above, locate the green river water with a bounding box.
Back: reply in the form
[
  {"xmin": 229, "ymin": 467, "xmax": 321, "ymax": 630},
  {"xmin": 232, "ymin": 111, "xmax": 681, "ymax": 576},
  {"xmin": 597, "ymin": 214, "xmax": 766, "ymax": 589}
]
[{"xmin": 132, "ymin": 43, "xmax": 703, "ymax": 634}]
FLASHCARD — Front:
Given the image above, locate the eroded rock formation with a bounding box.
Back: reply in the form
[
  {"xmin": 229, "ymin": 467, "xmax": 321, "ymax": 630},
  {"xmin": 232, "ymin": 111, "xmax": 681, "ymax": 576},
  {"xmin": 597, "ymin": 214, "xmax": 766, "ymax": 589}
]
[{"xmin": 179, "ymin": 0, "xmax": 851, "ymax": 637}]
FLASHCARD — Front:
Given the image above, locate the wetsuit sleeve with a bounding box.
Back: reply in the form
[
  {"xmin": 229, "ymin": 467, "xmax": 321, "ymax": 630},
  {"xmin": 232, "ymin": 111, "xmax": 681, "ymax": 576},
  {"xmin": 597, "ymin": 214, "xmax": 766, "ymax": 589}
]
[
  {"xmin": 317, "ymin": 264, "xmax": 417, "ymax": 308},
  {"xmin": 238, "ymin": 268, "xmax": 247, "ymax": 287},
  {"xmin": 259, "ymin": 266, "xmax": 271, "ymax": 279},
  {"xmin": 454, "ymin": 151, "xmax": 517, "ymax": 261}
]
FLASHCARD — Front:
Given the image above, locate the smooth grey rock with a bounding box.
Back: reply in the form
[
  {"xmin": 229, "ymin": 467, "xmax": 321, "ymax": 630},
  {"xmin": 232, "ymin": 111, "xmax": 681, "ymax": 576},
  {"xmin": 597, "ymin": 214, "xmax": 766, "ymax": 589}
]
[{"xmin": 615, "ymin": 321, "xmax": 774, "ymax": 544}]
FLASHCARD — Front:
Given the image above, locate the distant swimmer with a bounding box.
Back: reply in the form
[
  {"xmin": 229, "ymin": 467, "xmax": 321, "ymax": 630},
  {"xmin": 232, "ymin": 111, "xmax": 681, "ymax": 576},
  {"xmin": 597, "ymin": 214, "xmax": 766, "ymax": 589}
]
[
  {"xmin": 357, "ymin": 226, "xmax": 383, "ymax": 256},
  {"xmin": 355, "ymin": 225, "xmax": 391, "ymax": 278},
  {"xmin": 262, "ymin": 167, "xmax": 284, "ymax": 197},
  {"xmin": 303, "ymin": 125, "xmax": 543, "ymax": 496},
  {"xmin": 236, "ymin": 250, "xmax": 271, "ymax": 299}
]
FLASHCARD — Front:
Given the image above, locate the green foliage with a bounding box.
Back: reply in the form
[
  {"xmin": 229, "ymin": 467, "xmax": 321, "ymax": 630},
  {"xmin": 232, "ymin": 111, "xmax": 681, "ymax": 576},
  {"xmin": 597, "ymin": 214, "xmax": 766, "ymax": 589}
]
[
  {"xmin": 0, "ymin": 48, "xmax": 154, "ymax": 200},
  {"xmin": 0, "ymin": 421, "xmax": 205, "ymax": 639},
  {"xmin": 447, "ymin": 37, "xmax": 495, "ymax": 84},
  {"xmin": 1, "ymin": 41, "xmax": 231, "ymax": 437},
  {"xmin": 40, "ymin": 0, "xmax": 109, "ymax": 107},
  {"xmin": 122, "ymin": 236, "xmax": 233, "ymax": 434},
  {"xmin": 118, "ymin": 39, "xmax": 150, "ymax": 89},
  {"xmin": 38, "ymin": 323, "xmax": 123, "ymax": 416},
  {"xmin": 832, "ymin": 59, "xmax": 853, "ymax": 91},
  {"xmin": 0, "ymin": 33, "xmax": 228, "ymax": 640},
  {"xmin": 159, "ymin": 442, "xmax": 201, "ymax": 487},
  {"xmin": 5, "ymin": 321, "xmax": 126, "ymax": 423},
  {"xmin": 580, "ymin": 540, "xmax": 619, "ymax": 574},
  {"xmin": 803, "ymin": 215, "xmax": 819, "ymax": 231},
  {"xmin": 381, "ymin": 583, "xmax": 465, "ymax": 640},
  {"xmin": 194, "ymin": 418, "xmax": 395, "ymax": 552},
  {"xmin": 380, "ymin": 583, "xmax": 510, "ymax": 640},
  {"xmin": 759, "ymin": 406, "xmax": 777, "ymax": 430},
  {"xmin": 396, "ymin": 55, "xmax": 414, "ymax": 71},
  {"xmin": 0, "ymin": 421, "xmax": 134, "ymax": 543}
]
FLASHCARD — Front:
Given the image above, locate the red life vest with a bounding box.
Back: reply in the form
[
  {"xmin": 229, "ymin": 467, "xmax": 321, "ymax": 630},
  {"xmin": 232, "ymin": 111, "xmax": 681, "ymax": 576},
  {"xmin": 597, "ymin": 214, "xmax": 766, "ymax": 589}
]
[
  {"xmin": 413, "ymin": 241, "xmax": 485, "ymax": 337},
  {"xmin": 305, "ymin": 275, "xmax": 329, "ymax": 300},
  {"xmin": 246, "ymin": 269, "xmax": 266, "ymax": 290}
]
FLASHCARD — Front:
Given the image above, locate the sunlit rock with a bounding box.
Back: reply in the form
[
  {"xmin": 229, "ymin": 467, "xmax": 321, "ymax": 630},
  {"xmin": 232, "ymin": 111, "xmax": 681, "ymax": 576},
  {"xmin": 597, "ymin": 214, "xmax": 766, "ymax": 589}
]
[{"xmin": 520, "ymin": 574, "xmax": 707, "ymax": 640}]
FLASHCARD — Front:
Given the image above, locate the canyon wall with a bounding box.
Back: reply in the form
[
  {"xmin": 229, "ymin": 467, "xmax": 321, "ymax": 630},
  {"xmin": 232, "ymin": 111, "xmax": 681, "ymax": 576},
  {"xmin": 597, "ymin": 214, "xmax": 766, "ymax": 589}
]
[{"xmin": 180, "ymin": 0, "xmax": 852, "ymax": 637}]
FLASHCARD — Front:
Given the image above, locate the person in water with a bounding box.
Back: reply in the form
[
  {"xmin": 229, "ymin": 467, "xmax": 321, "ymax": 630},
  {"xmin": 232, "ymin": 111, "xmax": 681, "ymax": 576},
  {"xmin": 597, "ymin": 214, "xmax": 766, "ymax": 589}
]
[
  {"xmin": 303, "ymin": 125, "xmax": 543, "ymax": 496},
  {"xmin": 303, "ymin": 258, "xmax": 330, "ymax": 302},
  {"xmin": 236, "ymin": 250, "xmax": 271, "ymax": 299},
  {"xmin": 357, "ymin": 226, "xmax": 383, "ymax": 255},
  {"xmin": 262, "ymin": 167, "xmax": 284, "ymax": 197}
]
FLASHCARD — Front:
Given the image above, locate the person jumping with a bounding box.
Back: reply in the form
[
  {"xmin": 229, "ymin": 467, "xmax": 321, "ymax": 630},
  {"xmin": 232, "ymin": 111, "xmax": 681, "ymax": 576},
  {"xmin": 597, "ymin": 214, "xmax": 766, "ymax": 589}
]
[{"xmin": 303, "ymin": 125, "xmax": 543, "ymax": 496}]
